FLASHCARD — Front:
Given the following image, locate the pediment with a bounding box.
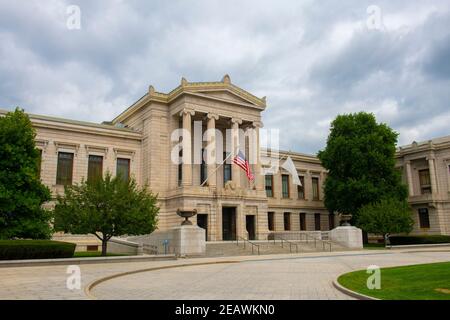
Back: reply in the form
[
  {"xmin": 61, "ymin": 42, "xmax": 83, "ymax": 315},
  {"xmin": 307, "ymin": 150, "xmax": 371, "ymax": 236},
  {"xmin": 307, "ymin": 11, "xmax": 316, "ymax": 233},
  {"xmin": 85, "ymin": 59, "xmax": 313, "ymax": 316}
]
[{"xmin": 195, "ymin": 89, "xmax": 258, "ymax": 106}]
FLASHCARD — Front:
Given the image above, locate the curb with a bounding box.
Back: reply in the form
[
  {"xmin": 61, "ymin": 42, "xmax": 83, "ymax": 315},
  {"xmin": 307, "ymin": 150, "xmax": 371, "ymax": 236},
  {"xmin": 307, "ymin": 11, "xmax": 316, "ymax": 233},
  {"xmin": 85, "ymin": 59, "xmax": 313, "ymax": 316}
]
[
  {"xmin": 84, "ymin": 260, "xmax": 240, "ymax": 300},
  {"xmin": 388, "ymin": 243, "xmax": 450, "ymax": 249},
  {"xmin": 332, "ymin": 280, "xmax": 379, "ymax": 300},
  {"xmin": 0, "ymin": 254, "xmax": 177, "ymax": 268}
]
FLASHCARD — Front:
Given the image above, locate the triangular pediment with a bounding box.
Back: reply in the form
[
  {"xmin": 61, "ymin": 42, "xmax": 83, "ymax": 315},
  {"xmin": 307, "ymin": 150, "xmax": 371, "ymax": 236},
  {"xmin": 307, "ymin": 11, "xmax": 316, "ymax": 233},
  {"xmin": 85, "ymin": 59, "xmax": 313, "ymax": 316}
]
[
  {"xmin": 194, "ymin": 89, "xmax": 259, "ymax": 105},
  {"xmin": 113, "ymin": 75, "xmax": 266, "ymax": 123}
]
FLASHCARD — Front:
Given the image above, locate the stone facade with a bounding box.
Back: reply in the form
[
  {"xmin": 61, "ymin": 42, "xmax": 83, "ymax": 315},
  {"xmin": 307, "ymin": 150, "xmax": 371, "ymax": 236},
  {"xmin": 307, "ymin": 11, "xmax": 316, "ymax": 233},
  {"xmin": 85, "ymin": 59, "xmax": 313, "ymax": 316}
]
[
  {"xmin": 396, "ymin": 136, "xmax": 450, "ymax": 235},
  {"xmin": 2, "ymin": 76, "xmax": 447, "ymax": 240}
]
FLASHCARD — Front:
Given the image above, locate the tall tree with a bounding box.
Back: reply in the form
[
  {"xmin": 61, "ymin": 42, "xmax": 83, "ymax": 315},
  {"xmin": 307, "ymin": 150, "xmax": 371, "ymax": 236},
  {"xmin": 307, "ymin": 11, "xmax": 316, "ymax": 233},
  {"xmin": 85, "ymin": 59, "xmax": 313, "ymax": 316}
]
[
  {"xmin": 318, "ymin": 112, "xmax": 408, "ymax": 223},
  {"xmin": 0, "ymin": 108, "xmax": 52, "ymax": 239},
  {"xmin": 357, "ymin": 198, "xmax": 414, "ymax": 245},
  {"xmin": 53, "ymin": 173, "xmax": 159, "ymax": 256}
]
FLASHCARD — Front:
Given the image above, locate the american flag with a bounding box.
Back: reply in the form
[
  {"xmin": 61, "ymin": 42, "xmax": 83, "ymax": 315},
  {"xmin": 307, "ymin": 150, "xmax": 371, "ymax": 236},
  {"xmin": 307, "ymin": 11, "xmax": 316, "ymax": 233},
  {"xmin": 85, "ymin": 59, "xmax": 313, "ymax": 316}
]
[{"xmin": 233, "ymin": 150, "xmax": 254, "ymax": 181}]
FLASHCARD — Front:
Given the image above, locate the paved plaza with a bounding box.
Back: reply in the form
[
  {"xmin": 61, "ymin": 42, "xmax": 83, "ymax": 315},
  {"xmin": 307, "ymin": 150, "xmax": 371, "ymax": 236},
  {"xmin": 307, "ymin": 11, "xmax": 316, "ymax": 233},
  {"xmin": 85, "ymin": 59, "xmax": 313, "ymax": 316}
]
[{"xmin": 1, "ymin": 248, "xmax": 450, "ymax": 300}]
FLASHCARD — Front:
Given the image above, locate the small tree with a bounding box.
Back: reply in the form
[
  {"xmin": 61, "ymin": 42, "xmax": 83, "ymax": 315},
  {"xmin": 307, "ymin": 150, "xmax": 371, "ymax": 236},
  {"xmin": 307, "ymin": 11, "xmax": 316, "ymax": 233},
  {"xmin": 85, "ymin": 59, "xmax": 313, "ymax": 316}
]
[
  {"xmin": 356, "ymin": 198, "xmax": 414, "ymax": 246},
  {"xmin": 54, "ymin": 173, "xmax": 159, "ymax": 256},
  {"xmin": 0, "ymin": 108, "xmax": 52, "ymax": 239}
]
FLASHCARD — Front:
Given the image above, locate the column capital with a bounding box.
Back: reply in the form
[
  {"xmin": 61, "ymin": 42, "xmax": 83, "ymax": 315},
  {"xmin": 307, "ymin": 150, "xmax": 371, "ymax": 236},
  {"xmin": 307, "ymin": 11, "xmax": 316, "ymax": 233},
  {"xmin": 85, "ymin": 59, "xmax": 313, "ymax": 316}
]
[
  {"xmin": 207, "ymin": 113, "xmax": 219, "ymax": 121},
  {"xmin": 231, "ymin": 117, "xmax": 242, "ymax": 125},
  {"xmin": 180, "ymin": 108, "xmax": 195, "ymax": 117},
  {"xmin": 252, "ymin": 121, "xmax": 263, "ymax": 128}
]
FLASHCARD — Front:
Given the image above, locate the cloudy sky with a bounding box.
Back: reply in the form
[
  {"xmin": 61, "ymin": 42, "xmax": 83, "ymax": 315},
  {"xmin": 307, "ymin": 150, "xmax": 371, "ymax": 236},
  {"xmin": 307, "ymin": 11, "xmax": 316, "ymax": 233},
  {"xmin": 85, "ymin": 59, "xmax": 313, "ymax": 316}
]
[{"xmin": 1, "ymin": 0, "xmax": 449, "ymax": 154}]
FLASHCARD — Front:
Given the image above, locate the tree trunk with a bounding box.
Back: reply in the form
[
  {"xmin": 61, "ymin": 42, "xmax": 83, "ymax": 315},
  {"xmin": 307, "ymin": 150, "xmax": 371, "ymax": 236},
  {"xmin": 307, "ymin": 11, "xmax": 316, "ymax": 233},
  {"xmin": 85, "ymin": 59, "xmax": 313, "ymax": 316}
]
[{"xmin": 101, "ymin": 239, "xmax": 108, "ymax": 256}]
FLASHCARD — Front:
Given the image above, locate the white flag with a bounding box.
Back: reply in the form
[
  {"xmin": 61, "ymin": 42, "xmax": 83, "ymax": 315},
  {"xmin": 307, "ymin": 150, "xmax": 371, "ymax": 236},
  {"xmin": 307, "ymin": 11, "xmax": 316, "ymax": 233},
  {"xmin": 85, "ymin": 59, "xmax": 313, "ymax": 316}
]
[{"xmin": 281, "ymin": 156, "xmax": 302, "ymax": 186}]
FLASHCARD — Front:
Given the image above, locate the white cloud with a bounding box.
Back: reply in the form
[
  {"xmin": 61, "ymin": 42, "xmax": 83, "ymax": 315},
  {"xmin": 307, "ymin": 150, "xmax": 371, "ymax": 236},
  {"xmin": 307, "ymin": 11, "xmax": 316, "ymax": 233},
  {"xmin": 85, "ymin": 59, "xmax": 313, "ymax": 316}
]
[{"xmin": 0, "ymin": 0, "xmax": 450, "ymax": 154}]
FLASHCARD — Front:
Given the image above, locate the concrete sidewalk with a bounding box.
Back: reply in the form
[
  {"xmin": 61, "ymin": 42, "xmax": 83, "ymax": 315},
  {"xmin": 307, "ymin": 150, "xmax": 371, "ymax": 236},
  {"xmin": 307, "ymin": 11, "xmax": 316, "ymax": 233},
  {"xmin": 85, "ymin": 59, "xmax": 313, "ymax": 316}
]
[{"xmin": 0, "ymin": 247, "xmax": 449, "ymax": 300}]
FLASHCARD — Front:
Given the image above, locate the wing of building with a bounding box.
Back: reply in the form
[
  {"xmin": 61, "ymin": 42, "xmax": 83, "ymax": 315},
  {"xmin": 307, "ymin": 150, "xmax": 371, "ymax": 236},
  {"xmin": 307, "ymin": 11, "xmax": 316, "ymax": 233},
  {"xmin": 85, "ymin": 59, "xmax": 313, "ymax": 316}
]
[
  {"xmin": 1, "ymin": 75, "xmax": 449, "ymax": 239},
  {"xmin": 396, "ymin": 138, "xmax": 450, "ymax": 235}
]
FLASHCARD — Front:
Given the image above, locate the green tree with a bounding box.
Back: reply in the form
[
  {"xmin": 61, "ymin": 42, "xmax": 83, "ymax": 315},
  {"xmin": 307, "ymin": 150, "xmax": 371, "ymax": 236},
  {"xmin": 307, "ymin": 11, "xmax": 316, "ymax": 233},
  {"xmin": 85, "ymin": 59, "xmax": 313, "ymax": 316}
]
[
  {"xmin": 53, "ymin": 173, "xmax": 159, "ymax": 256},
  {"xmin": 357, "ymin": 198, "xmax": 414, "ymax": 245},
  {"xmin": 0, "ymin": 108, "xmax": 52, "ymax": 239},
  {"xmin": 318, "ymin": 112, "xmax": 408, "ymax": 223}
]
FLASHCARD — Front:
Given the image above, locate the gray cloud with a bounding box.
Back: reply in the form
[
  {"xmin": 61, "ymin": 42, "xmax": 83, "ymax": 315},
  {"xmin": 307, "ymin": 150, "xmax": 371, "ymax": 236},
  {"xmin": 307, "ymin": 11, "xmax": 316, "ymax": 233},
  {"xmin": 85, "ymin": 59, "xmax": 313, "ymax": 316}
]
[{"xmin": 0, "ymin": 0, "xmax": 449, "ymax": 154}]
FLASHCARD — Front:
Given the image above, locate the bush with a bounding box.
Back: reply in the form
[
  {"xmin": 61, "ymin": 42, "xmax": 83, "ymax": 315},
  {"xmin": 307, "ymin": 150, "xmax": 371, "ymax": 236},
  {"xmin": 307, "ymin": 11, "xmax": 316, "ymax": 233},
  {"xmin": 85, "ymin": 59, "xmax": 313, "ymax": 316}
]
[
  {"xmin": 0, "ymin": 240, "xmax": 76, "ymax": 260},
  {"xmin": 389, "ymin": 235, "xmax": 450, "ymax": 245}
]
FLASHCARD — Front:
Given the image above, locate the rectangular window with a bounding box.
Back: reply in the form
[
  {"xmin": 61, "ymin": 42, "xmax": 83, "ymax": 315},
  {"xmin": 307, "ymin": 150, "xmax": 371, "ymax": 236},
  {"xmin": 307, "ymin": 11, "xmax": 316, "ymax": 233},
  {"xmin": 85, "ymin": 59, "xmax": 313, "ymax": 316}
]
[
  {"xmin": 297, "ymin": 176, "xmax": 305, "ymax": 199},
  {"xmin": 56, "ymin": 152, "xmax": 74, "ymax": 185},
  {"xmin": 87, "ymin": 155, "xmax": 103, "ymax": 183},
  {"xmin": 223, "ymin": 152, "xmax": 232, "ymax": 185},
  {"xmin": 328, "ymin": 213, "xmax": 335, "ymax": 230},
  {"xmin": 117, "ymin": 158, "xmax": 130, "ymax": 182},
  {"xmin": 314, "ymin": 213, "xmax": 321, "ymax": 231},
  {"xmin": 284, "ymin": 212, "xmax": 291, "ymax": 231},
  {"xmin": 265, "ymin": 175, "xmax": 273, "ymax": 197},
  {"xmin": 419, "ymin": 169, "xmax": 431, "ymax": 194},
  {"xmin": 282, "ymin": 175, "xmax": 289, "ymax": 198},
  {"xmin": 418, "ymin": 208, "xmax": 430, "ymax": 228},
  {"xmin": 312, "ymin": 177, "xmax": 320, "ymax": 200},
  {"xmin": 300, "ymin": 212, "xmax": 306, "ymax": 231},
  {"xmin": 268, "ymin": 212, "xmax": 275, "ymax": 231}
]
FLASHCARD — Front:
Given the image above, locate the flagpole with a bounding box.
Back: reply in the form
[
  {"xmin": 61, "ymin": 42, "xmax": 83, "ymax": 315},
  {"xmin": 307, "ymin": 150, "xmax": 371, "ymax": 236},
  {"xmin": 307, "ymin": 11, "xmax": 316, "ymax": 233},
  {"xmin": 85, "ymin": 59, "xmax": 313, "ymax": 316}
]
[
  {"xmin": 199, "ymin": 147, "xmax": 236, "ymax": 187},
  {"xmin": 279, "ymin": 149, "xmax": 291, "ymax": 164}
]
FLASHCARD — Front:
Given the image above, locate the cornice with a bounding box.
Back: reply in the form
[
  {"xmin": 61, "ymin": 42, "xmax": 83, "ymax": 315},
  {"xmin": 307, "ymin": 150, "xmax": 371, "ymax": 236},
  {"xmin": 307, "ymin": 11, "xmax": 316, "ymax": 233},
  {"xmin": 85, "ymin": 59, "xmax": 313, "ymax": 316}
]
[{"xmin": 31, "ymin": 118, "xmax": 142, "ymax": 141}]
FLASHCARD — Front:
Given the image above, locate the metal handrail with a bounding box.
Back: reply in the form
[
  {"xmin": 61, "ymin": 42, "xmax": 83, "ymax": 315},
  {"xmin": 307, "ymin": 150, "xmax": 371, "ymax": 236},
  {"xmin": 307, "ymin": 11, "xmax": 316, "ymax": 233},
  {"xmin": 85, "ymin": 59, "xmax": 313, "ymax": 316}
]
[
  {"xmin": 300, "ymin": 232, "xmax": 332, "ymax": 252},
  {"xmin": 273, "ymin": 235, "xmax": 300, "ymax": 253},
  {"xmin": 268, "ymin": 232, "xmax": 334, "ymax": 252},
  {"xmin": 236, "ymin": 236, "xmax": 260, "ymax": 255}
]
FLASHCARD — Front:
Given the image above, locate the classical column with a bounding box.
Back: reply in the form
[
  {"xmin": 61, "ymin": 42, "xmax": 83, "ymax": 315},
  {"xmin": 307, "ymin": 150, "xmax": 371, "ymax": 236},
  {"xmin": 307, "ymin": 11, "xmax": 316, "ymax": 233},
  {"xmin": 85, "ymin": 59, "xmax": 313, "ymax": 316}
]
[
  {"xmin": 305, "ymin": 170, "xmax": 312, "ymax": 200},
  {"xmin": 181, "ymin": 109, "xmax": 195, "ymax": 186},
  {"xmin": 445, "ymin": 160, "xmax": 450, "ymax": 193},
  {"xmin": 252, "ymin": 121, "xmax": 264, "ymax": 191},
  {"xmin": 428, "ymin": 157, "xmax": 438, "ymax": 194},
  {"xmin": 405, "ymin": 161, "xmax": 414, "ymax": 196},
  {"xmin": 206, "ymin": 113, "xmax": 219, "ymax": 189},
  {"xmin": 231, "ymin": 117, "xmax": 242, "ymax": 188}
]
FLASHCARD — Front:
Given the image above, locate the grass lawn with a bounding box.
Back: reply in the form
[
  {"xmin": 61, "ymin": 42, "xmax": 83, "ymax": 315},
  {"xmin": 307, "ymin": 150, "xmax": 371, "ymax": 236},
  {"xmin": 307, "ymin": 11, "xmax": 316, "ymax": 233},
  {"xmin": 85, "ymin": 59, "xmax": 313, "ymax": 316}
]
[
  {"xmin": 338, "ymin": 261, "xmax": 450, "ymax": 300},
  {"xmin": 72, "ymin": 251, "xmax": 129, "ymax": 258}
]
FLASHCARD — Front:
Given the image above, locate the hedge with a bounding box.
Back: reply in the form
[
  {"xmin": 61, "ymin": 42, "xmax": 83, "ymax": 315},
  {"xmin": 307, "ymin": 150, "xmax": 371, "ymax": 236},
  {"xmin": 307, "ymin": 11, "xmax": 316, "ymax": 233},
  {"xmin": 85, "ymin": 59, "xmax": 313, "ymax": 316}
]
[
  {"xmin": 0, "ymin": 240, "xmax": 76, "ymax": 260},
  {"xmin": 389, "ymin": 235, "xmax": 450, "ymax": 246}
]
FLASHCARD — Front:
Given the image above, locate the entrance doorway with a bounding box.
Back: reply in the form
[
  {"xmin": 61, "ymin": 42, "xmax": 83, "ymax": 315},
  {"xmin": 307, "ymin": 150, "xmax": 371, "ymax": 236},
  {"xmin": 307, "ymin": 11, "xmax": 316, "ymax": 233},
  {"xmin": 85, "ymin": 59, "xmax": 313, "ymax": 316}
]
[
  {"xmin": 246, "ymin": 215, "xmax": 256, "ymax": 240},
  {"xmin": 222, "ymin": 207, "xmax": 236, "ymax": 241},
  {"xmin": 197, "ymin": 214, "xmax": 208, "ymax": 241}
]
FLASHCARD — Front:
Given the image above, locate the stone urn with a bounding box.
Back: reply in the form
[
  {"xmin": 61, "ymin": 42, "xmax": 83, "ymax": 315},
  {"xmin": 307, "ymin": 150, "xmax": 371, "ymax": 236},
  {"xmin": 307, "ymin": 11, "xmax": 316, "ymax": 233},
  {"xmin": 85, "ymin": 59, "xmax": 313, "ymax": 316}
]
[
  {"xmin": 177, "ymin": 209, "xmax": 197, "ymax": 226},
  {"xmin": 339, "ymin": 214, "xmax": 352, "ymax": 226}
]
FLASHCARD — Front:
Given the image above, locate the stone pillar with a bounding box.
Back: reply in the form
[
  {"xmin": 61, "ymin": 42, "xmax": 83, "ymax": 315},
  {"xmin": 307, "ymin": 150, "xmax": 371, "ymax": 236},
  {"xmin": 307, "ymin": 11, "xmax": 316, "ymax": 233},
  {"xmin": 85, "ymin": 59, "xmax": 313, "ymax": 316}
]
[
  {"xmin": 253, "ymin": 121, "xmax": 264, "ymax": 191},
  {"xmin": 172, "ymin": 225, "xmax": 206, "ymax": 256},
  {"xmin": 405, "ymin": 161, "xmax": 414, "ymax": 196},
  {"xmin": 206, "ymin": 113, "xmax": 219, "ymax": 189},
  {"xmin": 446, "ymin": 160, "xmax": 450, "ymax": 193},
  {"xmin": 181, "ymin": 109, "xmax": 194, "ymax": 186},
  {"xmin": 330, "ymin": 226, "xmax": 363, "ymax": 249},
  {"xmin": 231, "ymin": 117, "xmax": 242, "ymax": 188},
  {"xmin": 428, "ymin": 157, "xmax": 438, "ymax": 194},
  {"xmin": 305, "ymin": 170, "xmax": 312, "ymax": 200}
]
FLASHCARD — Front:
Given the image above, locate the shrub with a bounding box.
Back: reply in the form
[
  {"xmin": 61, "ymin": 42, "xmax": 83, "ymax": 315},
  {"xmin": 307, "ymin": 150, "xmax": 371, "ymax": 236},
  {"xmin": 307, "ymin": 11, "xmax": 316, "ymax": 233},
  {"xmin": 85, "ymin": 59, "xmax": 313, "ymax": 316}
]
[
  {"xmin": 389, "ymin": 235, "xmax": 450, "ymax": 246},
  {"xmin": 0, "ymin": 240, "xmax": 76, "ymax": 260}
]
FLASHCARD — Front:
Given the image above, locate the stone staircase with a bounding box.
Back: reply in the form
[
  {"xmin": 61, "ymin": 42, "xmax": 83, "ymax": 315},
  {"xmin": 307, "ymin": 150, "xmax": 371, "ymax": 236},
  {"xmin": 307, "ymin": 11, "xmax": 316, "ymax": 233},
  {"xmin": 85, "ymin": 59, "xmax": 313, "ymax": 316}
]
[{"xmin": 205, "ymin": 239, "xmax": 348, "ymax": 257}]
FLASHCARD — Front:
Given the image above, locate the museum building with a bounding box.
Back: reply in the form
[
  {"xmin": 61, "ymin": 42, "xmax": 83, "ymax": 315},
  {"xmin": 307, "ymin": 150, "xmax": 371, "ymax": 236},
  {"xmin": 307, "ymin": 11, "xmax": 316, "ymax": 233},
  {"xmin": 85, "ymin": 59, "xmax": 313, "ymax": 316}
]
[{"xmin": 1, "ymin": 75, "xmax": 449, "ymax": 239}]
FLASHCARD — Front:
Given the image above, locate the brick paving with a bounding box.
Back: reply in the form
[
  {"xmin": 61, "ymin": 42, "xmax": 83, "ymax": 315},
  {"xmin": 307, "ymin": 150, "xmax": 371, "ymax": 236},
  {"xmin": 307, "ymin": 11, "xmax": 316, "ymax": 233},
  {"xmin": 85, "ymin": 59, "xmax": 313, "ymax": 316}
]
[{"xmin": 1, "ymin": 249, "xmax": 449, "ymax": 300}]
